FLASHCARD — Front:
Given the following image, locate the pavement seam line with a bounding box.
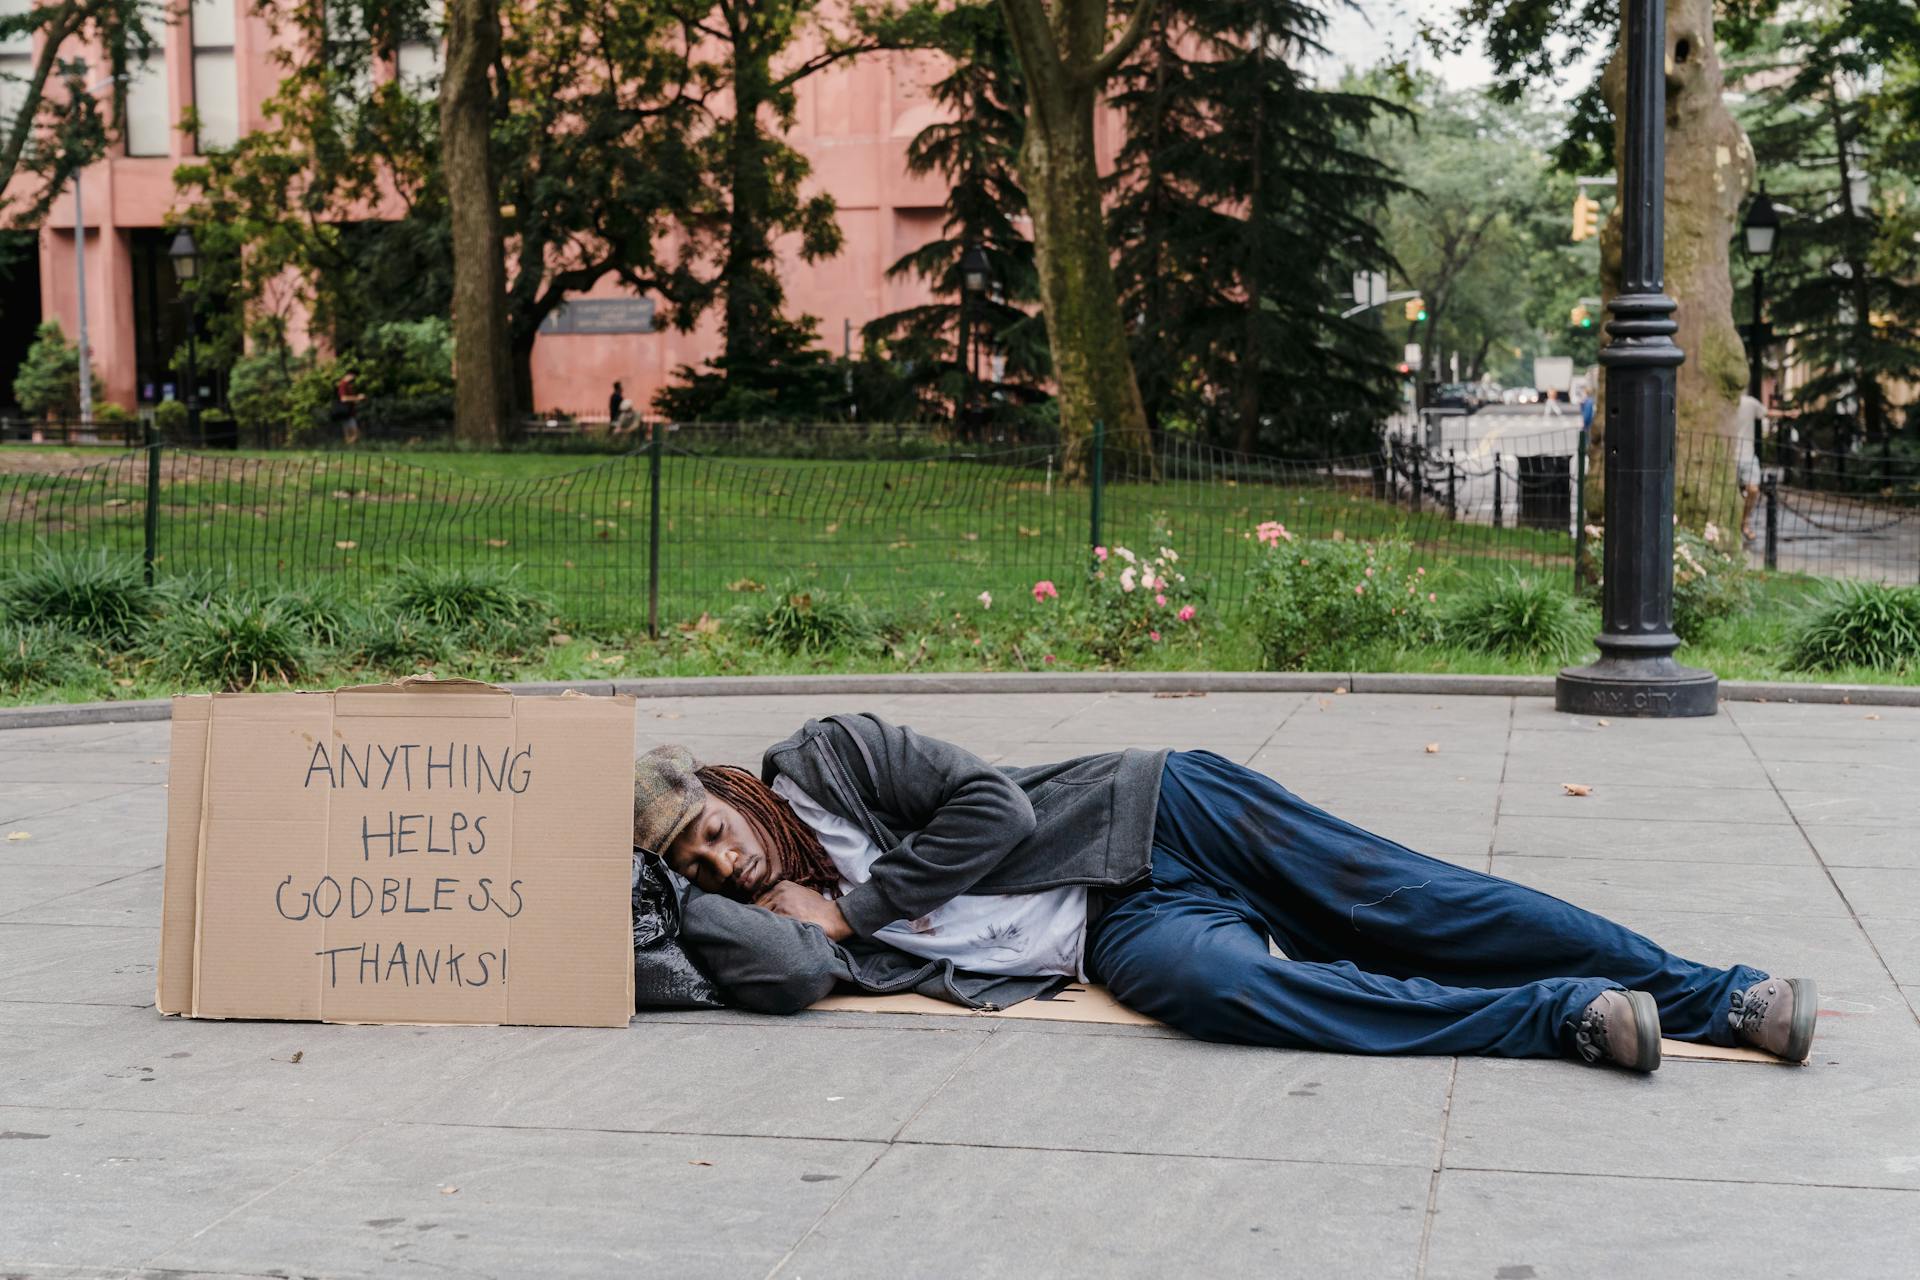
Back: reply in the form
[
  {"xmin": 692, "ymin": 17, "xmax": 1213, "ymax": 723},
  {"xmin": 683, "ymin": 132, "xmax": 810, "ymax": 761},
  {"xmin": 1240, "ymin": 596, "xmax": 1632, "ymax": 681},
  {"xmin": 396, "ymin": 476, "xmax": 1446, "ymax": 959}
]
[
  {"xmin": 135, "ymin": 1122, "xmax": 384, "ymax": 1269},
  {"xmin": 760, "ymin": 1026, "xmax": 1000, "ymax": 1280},
  {"xmin": 1726, "ymin": 709, "xmax": 1920, "ymax": 1031},
  {"xmin": 1414, "ymin": 1056, "xmax": 1460, "ymax": 1279},
  {"xmin": 0, "ymin": 780, "xmax": 163, "ymax": 830}
]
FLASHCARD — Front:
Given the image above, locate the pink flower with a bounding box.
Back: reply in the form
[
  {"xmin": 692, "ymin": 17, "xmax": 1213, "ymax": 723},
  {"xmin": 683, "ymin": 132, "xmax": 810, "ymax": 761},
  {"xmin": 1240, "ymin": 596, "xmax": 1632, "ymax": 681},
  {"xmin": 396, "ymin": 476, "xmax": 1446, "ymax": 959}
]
[
  {"xmin": 1428, "ymin": 592, "xmax": 1437, "ymax": 602},
  {"xmin": 1255, "ymin": 520, "xmax": 1294, "ymax": 546},
  {"xmin": 1094, "ymin": 546, "xmax": 1109, "ymax": 562},
  {"xmin": 1177, "ymin": 605, "xmax": 1196, "ymax": 622},
  {"xmin": 1416, "ymin": 567, "xmax": 1426, "ymax": 576},
  {"xmin": 1365, "ymin": 567, "xmax": 1374, "ymax": 578},
  {"xmin": 1355, "ymin": 584, "xmax": 1366, "ymax": 595},
  {"xmin": 1149, "ymin": 630, "xmax": 1162, "ymax": 642},
  {"xmin": 1032, "ymin": 580, "xmax": 1059, "ymax": 602},
  {"xmin": 1119, "ymin": 567, "xmax": 1137, "ymax": 593},
  {"xmin": 1043, "ymin": 654, "xmax": 1056, "ymax": 664},
  {"xmin": 1154, "ymin": 593, "xmax": 1168, "ymax": 607},
  {"xmin": 977, "ymin": 591, "xmax": 993, "ymax": 610}
]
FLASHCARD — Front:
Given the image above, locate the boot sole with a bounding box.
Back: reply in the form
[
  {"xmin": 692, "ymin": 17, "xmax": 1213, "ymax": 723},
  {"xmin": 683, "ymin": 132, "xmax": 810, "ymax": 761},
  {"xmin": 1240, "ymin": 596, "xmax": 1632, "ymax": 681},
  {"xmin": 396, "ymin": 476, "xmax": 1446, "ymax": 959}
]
[
  {"xmin": 1625, "ymin": 990, "xmax": 1662, "ymax": 1072},
  {"xmin": 1783, "ymin": 977, "xmax": 1818, "ymax": 1062}
]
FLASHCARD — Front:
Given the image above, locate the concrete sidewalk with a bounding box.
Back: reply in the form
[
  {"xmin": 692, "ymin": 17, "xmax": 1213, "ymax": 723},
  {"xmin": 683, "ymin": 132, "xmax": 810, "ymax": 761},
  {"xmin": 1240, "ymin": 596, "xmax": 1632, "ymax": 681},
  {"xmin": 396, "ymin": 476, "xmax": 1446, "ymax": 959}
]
[{"xmin": 3, "ymin": 691, "xmax": 1917, "ymax": 1278}]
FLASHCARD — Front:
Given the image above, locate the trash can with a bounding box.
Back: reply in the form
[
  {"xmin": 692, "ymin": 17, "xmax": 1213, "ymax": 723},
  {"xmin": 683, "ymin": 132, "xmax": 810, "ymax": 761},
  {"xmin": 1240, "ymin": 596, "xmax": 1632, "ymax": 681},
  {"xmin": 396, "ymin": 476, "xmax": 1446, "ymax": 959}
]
[{"xmin": 1516, "ymin": 454, "xmax": 1572, "ymax": 530}]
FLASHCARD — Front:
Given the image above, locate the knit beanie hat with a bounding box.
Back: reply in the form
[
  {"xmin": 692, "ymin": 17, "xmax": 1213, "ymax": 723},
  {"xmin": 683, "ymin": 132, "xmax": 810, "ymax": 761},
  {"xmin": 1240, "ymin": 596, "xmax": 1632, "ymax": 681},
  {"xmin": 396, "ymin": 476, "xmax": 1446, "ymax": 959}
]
[{"xmin": 633, "ymin": 745, "xmax": 707, "ymax": 854}]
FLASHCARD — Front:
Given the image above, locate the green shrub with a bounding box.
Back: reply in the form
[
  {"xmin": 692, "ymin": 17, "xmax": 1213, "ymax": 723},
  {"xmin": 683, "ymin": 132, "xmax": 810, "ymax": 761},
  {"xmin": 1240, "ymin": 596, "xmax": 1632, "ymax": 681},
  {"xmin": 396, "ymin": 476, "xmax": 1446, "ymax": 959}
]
[
  {"xmin": 1080, "ymin": 533, "xmax": 1202, "ymax": 660},
  {"xmin": 1787, "ymin": 581, "xmax": 1920, "ymax": 673},
  {"xmin": 0, "ymin": 548, "xmax": 161, "ymax": 645},
  {"xmin": 151, "ymin": 399, "xmax": 191, "ymax": 443},
  {"xmin": 0, "ymin": 621, "xmax": 92, "ymax": 696},
  {"xmin": 12, "ymin": 320, "xmax": 101, "ymax": 419},
  {"xmin": 260, "ymin": 582, "xmax": 368, "ymax": 649},
  {"xmin": 1671, "ymin": 525, "xmax": 1750, "ymax": 642},
  {"xmin": 745, "ymin": 582, "xmax": 877, "ymax": 655},
  {"xmin": 346, "ymin": 611, "xmax": 459, "ymax": 670},
  {"xmin": 1245, "ymin": 531, "xmax": 1441, "ymax": 670},
  {"xmin": 379, "ymin": 561, "xmax": 549, "ymax": 650},
  {"xmin": 155, "ymin": 597, "xmax": 311, "ymax": 691},
  {"xmin": 1444, "ymin": 571, "xmax": 1595, "ymax": 663}
]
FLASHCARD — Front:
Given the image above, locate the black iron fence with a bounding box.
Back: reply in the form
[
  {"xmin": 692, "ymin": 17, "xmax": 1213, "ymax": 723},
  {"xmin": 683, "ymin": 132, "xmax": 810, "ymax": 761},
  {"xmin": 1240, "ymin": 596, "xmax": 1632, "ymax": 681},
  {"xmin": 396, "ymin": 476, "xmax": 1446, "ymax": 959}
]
[{"xmin": 4, "ymin": 422, "xmax": 1916, "ymax": 633}]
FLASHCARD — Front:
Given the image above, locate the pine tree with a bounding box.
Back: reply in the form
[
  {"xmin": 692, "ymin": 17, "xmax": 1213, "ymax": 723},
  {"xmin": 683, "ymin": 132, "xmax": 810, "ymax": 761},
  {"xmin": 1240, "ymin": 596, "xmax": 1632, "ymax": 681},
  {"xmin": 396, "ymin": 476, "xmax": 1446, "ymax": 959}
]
[
  {"xmin": 862, "ymin": 1, "xmax": 1050, "ymax": 435},
  {"xmin": 1109, "ymin": 0, "xmax": 1405, "ymax": 457},
  {"xmin": 1734, "ymin": 1, "xmax": 1920, "ymax": 453}
]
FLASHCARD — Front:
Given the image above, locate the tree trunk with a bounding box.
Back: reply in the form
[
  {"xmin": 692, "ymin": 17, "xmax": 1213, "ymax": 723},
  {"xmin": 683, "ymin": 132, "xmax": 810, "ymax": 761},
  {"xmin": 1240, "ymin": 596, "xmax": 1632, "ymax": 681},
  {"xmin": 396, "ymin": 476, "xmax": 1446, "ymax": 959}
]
[
  {"xmin": 1596, "ymin": 0, "xmax": 1748, "ymax": 528},
  {"xmin": 723, "ymin": 65, "xmax": 775, "ymax": 373},
  {"xmin": 442, "ymin": 0, "xmax": 514, "ymax": 446},
  {"xmin": 1022, "ymin": 78, "xmax": 1153, "ymax": 478}
]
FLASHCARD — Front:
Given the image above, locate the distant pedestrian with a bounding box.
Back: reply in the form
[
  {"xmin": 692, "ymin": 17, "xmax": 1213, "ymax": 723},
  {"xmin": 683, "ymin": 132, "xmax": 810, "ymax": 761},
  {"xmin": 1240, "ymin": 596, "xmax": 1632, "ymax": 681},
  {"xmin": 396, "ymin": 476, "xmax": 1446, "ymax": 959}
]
[
  {"xmin": 1736, "ymin": 393, "xmax": 1766, "ymax": 542},
  {"xmin": 609, "ymin": 381, "xmax": 624, "ymax": 425},
  {"xmin": 331, "ymin": 371, "xmax": 364, "ymax": 446}
]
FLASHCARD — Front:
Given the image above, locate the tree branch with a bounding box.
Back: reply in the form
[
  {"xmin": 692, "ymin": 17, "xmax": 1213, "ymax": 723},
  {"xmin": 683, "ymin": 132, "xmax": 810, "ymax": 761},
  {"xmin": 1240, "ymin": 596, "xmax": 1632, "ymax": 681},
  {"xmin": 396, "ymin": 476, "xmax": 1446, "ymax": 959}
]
[{"xmin": 1084, "ymin": 0, "xmax": 1159, "ymax": 85}]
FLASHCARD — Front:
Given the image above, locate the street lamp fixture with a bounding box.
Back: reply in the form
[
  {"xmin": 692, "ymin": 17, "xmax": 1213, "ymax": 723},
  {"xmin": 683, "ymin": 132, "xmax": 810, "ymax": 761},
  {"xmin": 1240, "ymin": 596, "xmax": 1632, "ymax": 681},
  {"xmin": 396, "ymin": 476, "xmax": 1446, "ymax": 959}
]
[
  {"xmin": 961, "ymin": 242, "xmax": 991, "ymax": 296},
  {"xmin": 1741, "ymin": 187, "xmax": 1779, "ymax": 436},
  {"xmin": 168, "ymin": 229, "xmax": 203, "ymax": 445},
  {"xmin": 957, "ymin": 242, "xmax": 992, "ymax": 440},
  {"xmin": 1555, "ymin": 0, "xmax": 1718, "ymax": 718},
  {"xmin": 1742, "ymin": 187, "xmax": 1779, "ymax": 258}
]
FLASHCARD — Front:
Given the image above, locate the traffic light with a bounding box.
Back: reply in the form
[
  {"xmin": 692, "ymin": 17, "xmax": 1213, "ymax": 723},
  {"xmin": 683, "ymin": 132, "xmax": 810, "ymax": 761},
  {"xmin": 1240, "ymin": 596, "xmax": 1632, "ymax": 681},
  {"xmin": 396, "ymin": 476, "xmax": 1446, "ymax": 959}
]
[
  {"xmin": 1571, "ymin": 193, "xmax": 1599, "ymax": 242},
  {"xmin": 1570, "ymin": 304, "xmax": 1594, "ymax": 329},
  {"xmin": 1404, "ymin": 298, "xmax": 1427, "ymax": 323}
]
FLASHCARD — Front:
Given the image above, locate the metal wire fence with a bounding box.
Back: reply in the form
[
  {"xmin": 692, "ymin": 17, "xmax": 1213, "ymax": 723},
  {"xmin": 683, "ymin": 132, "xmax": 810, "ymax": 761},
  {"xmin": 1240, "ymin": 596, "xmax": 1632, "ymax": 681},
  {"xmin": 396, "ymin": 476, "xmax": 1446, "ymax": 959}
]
[{"xmin": 3, "ymin": 422, "xmax": 1914, "ymax": 634}]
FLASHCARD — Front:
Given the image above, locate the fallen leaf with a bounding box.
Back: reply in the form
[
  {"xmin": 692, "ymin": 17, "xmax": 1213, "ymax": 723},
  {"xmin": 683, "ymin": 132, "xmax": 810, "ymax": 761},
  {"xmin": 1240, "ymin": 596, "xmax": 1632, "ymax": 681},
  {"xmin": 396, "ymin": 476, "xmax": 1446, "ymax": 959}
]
[
  {"xmin": 688, "ymin": 1160, "xmax": 713, "ymax": 1167},
  {"xmin": 1018, "ymin": 526, "xmax": 1041, "ymax": 537},
  {"xmin": 331, "ymin": 489, "xmax": 353, "ymax": 500},
  {"xmin": 824, "ymin": 521, "xmax": 840, "ymax": 535},
  {"xmin": 291, "ymin": 1050, "xmax": 303, "ymax": 1063},
  {"xmin": 485, "ymin": 538, "xmax": 509, "ymax": 548},
  {"xmin": 1596, "ymin": 719, "xmax": 1611, "ymax": 727},
  {"xmin": 726, "ymin": 578, "xmax": 764, "ymax": 593},
  {"xmin": 1865, "ymin": 713, "xmax": 1882, "ymax": 721},
  {"xmin": 104, "ymin": 497, "xmax": 128, "ymax": 507},
  {"xmin": 1424, "ymin": 743, "xmax": 1440, "ymax": 754},
  {"xmin": 440, "ymin": 1186, "xmax": 460, "ymax": 1195},
  {"xmin": 1333, "ymin": 687, "xmax": 1348, "ymax": 695},
  {"xmin": 1562, "ymin": 783, "xmax": 1592, "ymax": 797},
  {"xmin": 6, "ymin": 832, "xmax": 29, "ymax": 842},
  {"xmin": 549, "ymin": 632, "xmax": 573, "ymax": 646},
  {"xmin": 115, "ymin": 678, "xmax": 135, "ymax": 688},
  {"xmin": 334, "ymin": 540, "xmax": 357, "ymax": 551},
  {"xmin": 962, "ymin": 531, "xmax": 980, "ymax": 542}
]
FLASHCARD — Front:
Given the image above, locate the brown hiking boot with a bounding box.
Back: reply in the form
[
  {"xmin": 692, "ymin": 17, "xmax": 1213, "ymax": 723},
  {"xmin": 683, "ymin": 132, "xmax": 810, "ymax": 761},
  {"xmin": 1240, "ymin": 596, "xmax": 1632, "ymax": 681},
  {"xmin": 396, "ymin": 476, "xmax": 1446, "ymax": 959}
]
[
  {"xmin": 1572, "ymin": 989, "xmax": 1662, "ymax": 1072},
  {"xmin": 1729, "ymin": 977, "xmax": 1818, "ymax": 1061}
]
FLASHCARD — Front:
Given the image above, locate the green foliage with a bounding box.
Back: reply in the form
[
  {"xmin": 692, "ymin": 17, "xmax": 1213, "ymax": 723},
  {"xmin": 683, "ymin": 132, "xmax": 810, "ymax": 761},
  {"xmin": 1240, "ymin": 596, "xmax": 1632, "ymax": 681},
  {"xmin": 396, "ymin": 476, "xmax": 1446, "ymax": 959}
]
[
  {"xmin": 1081, "ymin": 535, "xmax": 1203, "ymax": 660},
  {"xmin": 1787, "ymin": 580, "xmax": 1920, "ymax": 673},
  {"xmin": 12, "ymin": 321, "xmax": 102, "ymax": 419},
  {"xmin": 1443, "ymin": 570, "xmax": 1593, "ymax": 662},
  {"xmin": 378, "ymin": 561, "xmax": 550, "ymax": 650},
  {"xmin": 259, "ymin": 581, "xmax": 368, "ymax": 649},
  {"xmin": 0, "ymin": 547, "xmax": 160, "ymax": 645},
  {"xmin": 1245, "ymin": 532, "xmax": 1442, "ymax": 669},
  {"xmin": 345, "ymin": 611, "xmax": 459, "ymax": 670},
  {"xmin": 743, "ymin": 581, "xmax": 882, "ymax": 655},
  {"xmin": 227, "ymin": 341, "xmax": 340, "ymax": 442},
  {"xmin": 0, "ymin": 621, "xmax": 93, "ymax": 696},
  {"xmin": 357, "ymin": 318, "xmax": 454, "ymax": 399},
  {"xmin": 862, "ymin": 0, "xmax": 1051, "ymax": 431},
  {"xmin": 154, "ymin": 596, "xmax": 311, "ymax": 691},
  {"xmin": 1112, "ymin": 1, "xmax": 1406, "ymax": 453},
  {"xmin": 151, "ymin": 399, "xmax": 191, "ymax": 442},
  {"xmin": 1672, "ymin": 525, "xmax": 1751, "ymax": 642},
  {"xmin": 654, "ymin": 315, "xmax": 850, "ymax": 423}
]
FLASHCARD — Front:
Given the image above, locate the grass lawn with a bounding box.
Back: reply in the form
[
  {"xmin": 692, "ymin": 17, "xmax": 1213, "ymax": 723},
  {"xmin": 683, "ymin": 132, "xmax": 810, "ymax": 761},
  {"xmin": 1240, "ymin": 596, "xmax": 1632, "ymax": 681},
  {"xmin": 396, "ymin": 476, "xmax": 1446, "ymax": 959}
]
[{"xmin": 3, "ymin": 444, "xmax": 1913, "ymax": 704}]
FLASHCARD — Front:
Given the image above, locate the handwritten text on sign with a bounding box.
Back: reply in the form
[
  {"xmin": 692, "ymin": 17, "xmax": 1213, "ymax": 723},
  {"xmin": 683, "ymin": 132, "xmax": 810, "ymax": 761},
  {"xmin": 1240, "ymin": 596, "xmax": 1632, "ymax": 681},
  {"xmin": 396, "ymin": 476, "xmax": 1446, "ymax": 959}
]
[{"xmin": 289, "ymin": 741, "xmax": 534, "ymax": 990}]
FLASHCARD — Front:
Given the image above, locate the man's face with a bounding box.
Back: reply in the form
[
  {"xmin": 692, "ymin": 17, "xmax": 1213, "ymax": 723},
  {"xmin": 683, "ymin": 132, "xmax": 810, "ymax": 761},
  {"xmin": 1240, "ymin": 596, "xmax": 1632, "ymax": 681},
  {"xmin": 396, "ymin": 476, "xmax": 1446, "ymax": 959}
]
[{"xmin": 665, "ymin": 796, "xmax": 780, "ymax": 901}]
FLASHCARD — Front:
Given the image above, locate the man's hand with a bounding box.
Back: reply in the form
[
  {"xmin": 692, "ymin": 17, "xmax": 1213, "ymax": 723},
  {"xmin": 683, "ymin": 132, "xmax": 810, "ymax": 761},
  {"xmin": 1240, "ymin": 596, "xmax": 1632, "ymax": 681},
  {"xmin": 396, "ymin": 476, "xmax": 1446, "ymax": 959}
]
[{"xmin": 754, "ymin": 881, "xmax": 853, "ymax": 943}]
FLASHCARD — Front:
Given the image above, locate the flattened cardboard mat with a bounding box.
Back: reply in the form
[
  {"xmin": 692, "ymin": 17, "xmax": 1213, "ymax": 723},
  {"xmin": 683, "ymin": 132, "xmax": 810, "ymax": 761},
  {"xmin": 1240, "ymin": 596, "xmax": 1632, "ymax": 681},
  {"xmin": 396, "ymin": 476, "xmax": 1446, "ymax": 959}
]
[
  {"xmin": 159, "ymin": 678, "xmax": 636, "ymax": 1027},
  {"xmin": 811, "ymin": 985, "xmax": 1789, "ymax": 1063}
]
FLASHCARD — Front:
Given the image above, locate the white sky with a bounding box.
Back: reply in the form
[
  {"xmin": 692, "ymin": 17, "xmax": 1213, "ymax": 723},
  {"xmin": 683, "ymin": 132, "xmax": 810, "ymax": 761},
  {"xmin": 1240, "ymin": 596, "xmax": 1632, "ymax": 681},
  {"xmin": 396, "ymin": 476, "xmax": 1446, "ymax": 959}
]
[{"xmin": 1315, "ymin": 0, "xmax": 1499, "ymax": 87}]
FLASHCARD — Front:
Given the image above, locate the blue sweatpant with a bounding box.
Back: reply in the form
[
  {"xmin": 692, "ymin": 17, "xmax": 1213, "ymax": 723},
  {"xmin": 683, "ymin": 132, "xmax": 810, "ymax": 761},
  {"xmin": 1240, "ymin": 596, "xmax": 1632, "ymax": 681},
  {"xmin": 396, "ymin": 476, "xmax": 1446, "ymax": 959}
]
[{"xmin": 1086, "ymin": 751, "xmax": 1766, "ymax": 1061}]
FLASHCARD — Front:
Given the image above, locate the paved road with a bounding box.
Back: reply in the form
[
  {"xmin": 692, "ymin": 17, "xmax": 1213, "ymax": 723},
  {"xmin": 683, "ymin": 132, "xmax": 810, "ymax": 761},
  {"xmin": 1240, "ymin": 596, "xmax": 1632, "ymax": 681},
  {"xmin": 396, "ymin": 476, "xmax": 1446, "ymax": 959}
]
[{"xmin": 5, "ymin": 691, "xmax": 1919, "ymax": 1277}]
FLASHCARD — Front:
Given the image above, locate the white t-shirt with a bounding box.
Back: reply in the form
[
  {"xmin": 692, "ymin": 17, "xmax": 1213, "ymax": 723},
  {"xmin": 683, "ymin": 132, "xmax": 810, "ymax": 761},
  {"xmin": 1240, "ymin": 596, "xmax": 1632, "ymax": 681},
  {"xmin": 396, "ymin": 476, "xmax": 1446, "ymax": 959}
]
[{"xmin": 772, "ymin": 774, "xmax": 1088, "ymax": 979}]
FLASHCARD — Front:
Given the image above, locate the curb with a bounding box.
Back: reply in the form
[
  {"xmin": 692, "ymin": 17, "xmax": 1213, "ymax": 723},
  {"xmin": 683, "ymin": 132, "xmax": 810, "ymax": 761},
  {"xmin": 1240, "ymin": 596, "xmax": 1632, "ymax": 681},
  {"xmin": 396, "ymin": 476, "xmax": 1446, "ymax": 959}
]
[{"xmin": 3, "ymin": 670, "xmax": 1917, "ymax": 731}]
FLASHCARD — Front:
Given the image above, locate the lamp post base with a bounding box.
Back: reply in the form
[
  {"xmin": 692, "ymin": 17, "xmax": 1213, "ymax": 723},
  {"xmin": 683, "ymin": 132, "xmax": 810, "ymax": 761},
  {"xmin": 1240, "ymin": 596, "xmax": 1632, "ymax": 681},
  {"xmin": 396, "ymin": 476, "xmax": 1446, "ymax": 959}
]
[{"xmin": 1555, "ymin": 655, "xmax": 1719, "ymax": 718}]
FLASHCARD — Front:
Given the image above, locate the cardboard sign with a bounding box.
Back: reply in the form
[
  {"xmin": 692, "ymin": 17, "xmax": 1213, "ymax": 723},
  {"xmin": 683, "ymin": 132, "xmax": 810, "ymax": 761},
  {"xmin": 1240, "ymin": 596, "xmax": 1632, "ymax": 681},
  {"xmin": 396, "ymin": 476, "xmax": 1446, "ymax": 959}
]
[{"xmin": 158, "ymin": 678, "xmax": 635, "ymax": 1026}]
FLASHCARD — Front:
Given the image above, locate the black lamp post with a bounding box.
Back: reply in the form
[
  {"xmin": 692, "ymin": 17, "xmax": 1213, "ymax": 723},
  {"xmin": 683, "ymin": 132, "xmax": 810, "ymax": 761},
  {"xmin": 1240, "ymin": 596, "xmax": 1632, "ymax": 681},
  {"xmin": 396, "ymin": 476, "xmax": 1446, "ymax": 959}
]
[
  {"xmin": 959, "ymin": 241, "xmax": 991, "ymax": 439},
  {"xmin": 1556, "ymin": 0, "xmax": 1718, "ymax": 718},
  {"xmin": 167, "ymin": 228, "xmax": 202, "ymax": 446},
  {"xmin": 1742, "ymin": 186, "xmax": 1779, "ymax": 455}
]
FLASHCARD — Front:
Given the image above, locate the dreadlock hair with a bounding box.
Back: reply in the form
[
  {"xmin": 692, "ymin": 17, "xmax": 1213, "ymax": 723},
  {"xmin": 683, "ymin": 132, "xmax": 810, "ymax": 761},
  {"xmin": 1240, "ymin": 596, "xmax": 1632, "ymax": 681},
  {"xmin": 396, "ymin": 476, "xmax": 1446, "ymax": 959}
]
[{"xmin": 694, "ymin": 764, "xmax": 841, "ymax": 899}]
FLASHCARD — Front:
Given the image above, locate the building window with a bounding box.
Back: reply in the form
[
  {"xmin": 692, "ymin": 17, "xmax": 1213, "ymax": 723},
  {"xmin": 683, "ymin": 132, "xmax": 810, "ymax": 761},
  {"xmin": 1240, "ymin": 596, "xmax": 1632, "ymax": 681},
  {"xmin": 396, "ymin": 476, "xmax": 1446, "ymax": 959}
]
[
  {"xmin": 0, "ymin": 0, "xmax": 33, "ymax": 140},
  {"xmin": 124, "ymin": 47, "xmax": 170, "ymax": 157},
  {"xmin": 191, "ymin": 0, "xmax": 238, "ymax": 152},
  {"xmin": 395, "ymin": 0, "xmax": 442, "ymax": 94}
]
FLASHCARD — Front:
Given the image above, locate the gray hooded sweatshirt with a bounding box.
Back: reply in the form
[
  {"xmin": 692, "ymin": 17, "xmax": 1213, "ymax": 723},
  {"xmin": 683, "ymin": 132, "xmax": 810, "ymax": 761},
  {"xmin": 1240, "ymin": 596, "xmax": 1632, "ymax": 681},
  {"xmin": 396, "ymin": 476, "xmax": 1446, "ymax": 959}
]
[{"xmin": 677, "ymin": 713, "xmax": 1169, "ymax": 1013}]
